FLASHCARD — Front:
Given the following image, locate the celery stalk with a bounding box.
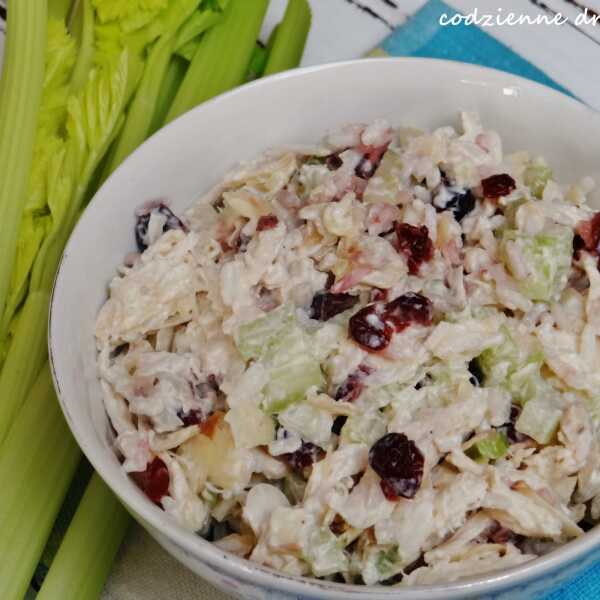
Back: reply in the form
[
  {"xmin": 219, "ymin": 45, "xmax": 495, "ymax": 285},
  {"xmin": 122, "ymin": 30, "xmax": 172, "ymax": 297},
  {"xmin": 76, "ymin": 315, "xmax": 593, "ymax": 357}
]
[
  {"xmin": 103, "ymin": 0, "xmax": 202, "ymax": 175},
  {"xmin": 69, "ymin": 0, "xmax": 95, "ymax": 94},
  {"xmin": 263, "ymin": 0, "xmax": 311, "ymax": 76},
  {"xmin": 49, "ymin": 0, "xmax": 73, "ymax": 20},
  {"xmin": 0, "ymin": 53, "xmax": 129, "ymax": 443},
  {"xmin": 166, "ymin": 0, "xmax": 269, "ymax": 122},
  {"xmin": 104, "ymin": 36, "xmax": 178, "ymax": 174},
  {"xmin": 174, "ymin": 3, "xmax": 230, "ymax": 51},
  {"xmin": 0, "ymin": 292, "xmax": 50, "ymax": 444},
  {"xmin": 36, "ymin": 474, "xmax": 130, "ymax": 600},
  {"xmin": 148, "ymin": 54, "xmax": 188, "ymax": 134},
  {"xmin": 0, "ymin": 364, "xmax": 80, "ymax": 600},
  {"xmin": 246, "ymin": 43, "xmax": 269, "ymax": 81},
  {"xmin": 0, "ymin": 0, "xmax": 47, "ymax": 322}
]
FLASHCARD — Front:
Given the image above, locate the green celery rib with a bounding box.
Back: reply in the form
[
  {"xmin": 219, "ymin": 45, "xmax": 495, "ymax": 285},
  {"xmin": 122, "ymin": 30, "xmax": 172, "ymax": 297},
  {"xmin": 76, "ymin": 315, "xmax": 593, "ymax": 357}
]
[
  {"xmin": 49, "ymin": 0, "xmax": 73, "ymax": 21},
  {"xmin": 69, "ymin": 0, "xmax": 95, "ymax": 94},
  {"xmin": 0, "ymin": 364, "xmax": 80, "ymax": 600},
  {"xmin": 166, "ymin": 0, "xmax": 270, "ymax": 123},
  {"xmin": 174, "ymin": 3, "xmax": 230, "ymax": 51},
  {"xmin": 36, "ymin": 473, "xmax": 130, "ymax": 600},
  {"xmin": 263, "ymin": 0, "xmax": 311, "ymax": 76},
  {"xmin": 148, "ymin": 54, "xmax": 188, "ymax": 135},
  {"xmin": 104, "ymin": 36, "xmax": 177, "ymax": 175},
  {"xmin": 0, "ymin": 0, "xmax": 47, "ymax": 324},
  {"xmin": 0, "ymin": 54, "xmax": 129, "ymax": 442},
  {"xmin": 246, "ymin": 43, "xmax": 269, "ymax": 81},
  {"xmin": 0, "ymin": 292, "xmax": 50, "ymax": 444},
  {"xmin": 103, "ymin": 0, "xmax": 206, "ymax": 176}
]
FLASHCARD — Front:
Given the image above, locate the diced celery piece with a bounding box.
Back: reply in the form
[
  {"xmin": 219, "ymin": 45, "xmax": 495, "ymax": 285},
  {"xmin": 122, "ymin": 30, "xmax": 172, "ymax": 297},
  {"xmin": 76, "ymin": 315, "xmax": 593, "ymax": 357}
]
[
  {"xmin": 478, "ymin": 325, "xmax": 547, "ymax": 406},
  {"xmin": 363, "ymin": 148, "xmax": 404, "ymax": 204},
  {"xmin": 507, "ymin": 360, "xmax": 550, "ymax": 406},
  {"xmin": 478, "ymin": 325, "xmax": 522, "ymax": 386},
  {"xmin": 500, "ymin": 227, "xmax": 573, "ymax": 302},
  {"xmin": 361, "ymin": 544, "xmax": 402, "ymax": 585},
  {"xmin": 263, "ymin": 354, "xmax": 325, "ymax": 414},
  {"xmin": 516, "ymin": 397, "xmax": 562, "ymax": 444},
  {"xmin": 236, "ymin": 304, "xmax": 294, "ymax": 361},
  {"xmin": 524, "ymin": 163, "xmax": 553, "ymax": 199},
  {"xmin": 304, "ymin": 527, "xmax": 348, "ymax": 577},
  {"xmin": 376, "ymin": 545, "xmax": 402, "ymax": 580},
  {"xmin": 341, "ymin": 411, "xmax": 387, "ymax": 446},
  {"xmin": 278, "ymin": 402, "xmax": 332, "ymax": 446},
  {"xmin": 466, "ymin": 431, "xmax": 510, "ymax": 462},
  {"xmin": 238, "ymin": 306, "xmax": 325, "ymax": 414}
]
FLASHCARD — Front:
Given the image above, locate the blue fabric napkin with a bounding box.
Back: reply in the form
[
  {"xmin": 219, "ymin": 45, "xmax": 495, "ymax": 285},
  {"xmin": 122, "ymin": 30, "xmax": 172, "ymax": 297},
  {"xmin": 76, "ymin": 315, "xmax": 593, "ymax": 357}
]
[
  {"xmin": 374, "ymin": 0, "xmax": 571, "ymax": 97},
  {"xmin": 375, "ymin": 2, "xmax": 592, "ymax": 598}
]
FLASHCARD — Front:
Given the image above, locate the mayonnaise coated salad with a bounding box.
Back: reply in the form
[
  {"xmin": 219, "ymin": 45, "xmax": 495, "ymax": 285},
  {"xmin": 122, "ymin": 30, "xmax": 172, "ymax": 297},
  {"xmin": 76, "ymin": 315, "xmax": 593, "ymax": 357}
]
[{"xmin": 96, "ymin": 113, "xmax": 600, "ymax": 586}]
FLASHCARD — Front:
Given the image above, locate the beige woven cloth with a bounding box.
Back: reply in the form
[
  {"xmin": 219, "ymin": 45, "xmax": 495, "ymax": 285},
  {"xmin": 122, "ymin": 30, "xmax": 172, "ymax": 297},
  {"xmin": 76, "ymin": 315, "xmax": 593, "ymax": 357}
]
[{"xmin": 101, "ymin": 526, "xmax": 228, "ymax": 600}]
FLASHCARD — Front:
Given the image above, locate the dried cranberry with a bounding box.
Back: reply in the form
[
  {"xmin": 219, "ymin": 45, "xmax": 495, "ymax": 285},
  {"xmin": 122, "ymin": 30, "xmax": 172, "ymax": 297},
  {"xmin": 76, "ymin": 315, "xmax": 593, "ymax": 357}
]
[
  {"xmin": 371, "ymin": 288, "xmax": 389, "ymax": 303},
  {"xmin": 395, "ymin": 223, "xmax": 434, "ymax": 275},
  {"xmin": 443, "ymin": 189, "xmax": 476, "ymax": 222},
  {"xmin": 282, "ymin": 442, "xmax": 325, "ymax": 472},
  {"xmin": 403, "ymin": 554, "xmax": 426, "ymax": 576},
  {"xmin": 131, "ymin": 457, "xmax": 170, "ymax": 505},
  {"xmin": 383, "ymin": 293, "xmax": 432, "ymax": 332},
  {"xmin": 481, "ymin": 174, "xmax": 516, "ymax": 199},
  {"xmin": 334, "ymin": 364, "xmax": 372, "ymax": 402},
  {"xmin": 110, "ymin": 343, "xmax": 129, "ymax": 359},
  {"xmin": 440, "ymin": 170, "xmax": 452, "ymax": 187},
  {"xmin": 349, "ymin": 304, "xmax": 393, "ymax": 352},
  {"xmin": 329, "ymin": 515, "xmax": 347, "ymax": 535},
  {"xmin": 573, "ymin": 234, "xmax": 585, "ymax": 258},
  {"xmin": 575, "ymin": 213, "xmax": 600, "ymax": 254},
  {"xmin": 468, "ymin": 358, "xmax": 485, "ymax": 386},
  {"xmin": 355, "ymin": 143, "xmax": 390, "ymax": 179},
  {"xmin": 135, "ymin": 203, "xmax": 185, "ymax": 252},
  {"xmin": 499, "ymin": 404, "xmax": 530, "ymax": 444},
  {"xmin": 487, "ymin": 523, "xmax": 518, "ymax": 544},
  {"xmin": 177, "ymin": 409, "xmax": 204, "ymax": 427},
  {"xmin": 310, "ymin": 292, "xmax": 359, "ymax": 321},
  {"xmin": 257, "ymin": 214, "xmax": 279, "ymax": 231},
  {"xmin": 369, "ymin": 433, "xmax": 424, "ymax": 500},
  {"xmin": 355, "ymin": 157, "xmax": 377, "ymax": 179},
  {"xmin": 212, "ymin": 197, "xmax": 225, "ymax": 212},
  {"xmin": 332, "ymin": 416, "xmax": 348, "ymax": 435},
  {"xmin": 351, "ymin": 471, "xmax": 365, "ymax": 489},
  {"xmin": 325, "ymin": 153, "xmax": 343, "ymax": 171},
  {"xmin": 234, "ymin": 233, "xmax": 251, "ymax": 253},
  {"xmin": 207, "ymin": 374, "xmax": 221, "ymax": 391},
  {"xmin": 325, "ymin": 271, "xmax": 336, "ymax": 290}
]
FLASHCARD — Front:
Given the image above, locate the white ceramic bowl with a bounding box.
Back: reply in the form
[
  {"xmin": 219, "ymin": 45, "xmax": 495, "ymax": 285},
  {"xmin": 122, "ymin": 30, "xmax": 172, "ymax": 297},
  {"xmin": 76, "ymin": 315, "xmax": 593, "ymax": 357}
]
[{"xmin": 49, "ymin": 58, "xmax": 600, "ymax": 600}]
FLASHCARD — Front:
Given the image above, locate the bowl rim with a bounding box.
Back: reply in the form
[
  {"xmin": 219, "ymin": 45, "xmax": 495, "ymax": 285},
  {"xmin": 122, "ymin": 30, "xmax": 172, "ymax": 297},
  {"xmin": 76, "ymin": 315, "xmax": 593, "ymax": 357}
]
[{"xmin": 49, "ymin": 56, "xmax": 600, "ymax": 598}]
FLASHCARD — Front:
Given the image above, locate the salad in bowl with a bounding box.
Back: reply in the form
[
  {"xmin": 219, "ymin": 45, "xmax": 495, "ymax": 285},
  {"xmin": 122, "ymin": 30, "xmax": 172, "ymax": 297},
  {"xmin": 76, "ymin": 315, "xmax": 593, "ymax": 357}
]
[{"xmin": 94, "ymin": 111, "xmax": 600, "ymax": 587}]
